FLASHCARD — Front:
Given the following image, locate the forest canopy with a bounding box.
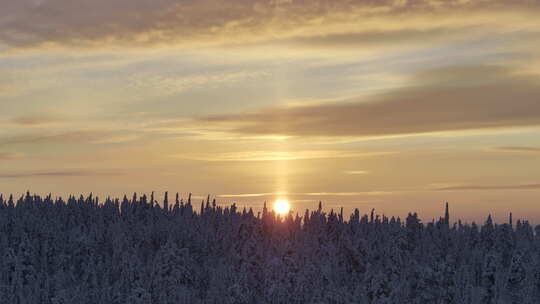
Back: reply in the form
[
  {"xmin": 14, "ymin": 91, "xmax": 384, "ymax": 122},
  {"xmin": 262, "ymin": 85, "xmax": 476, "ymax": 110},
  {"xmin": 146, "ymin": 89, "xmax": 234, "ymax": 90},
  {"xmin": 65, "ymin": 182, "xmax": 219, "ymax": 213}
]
[{"xmin": 0, "ymin": 193, "xmax": 539, "ymax": 303}]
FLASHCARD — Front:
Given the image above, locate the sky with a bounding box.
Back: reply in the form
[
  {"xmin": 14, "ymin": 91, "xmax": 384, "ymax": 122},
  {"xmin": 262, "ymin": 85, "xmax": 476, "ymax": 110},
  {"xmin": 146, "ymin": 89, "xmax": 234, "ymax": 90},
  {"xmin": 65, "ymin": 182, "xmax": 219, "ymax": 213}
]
[{"xmin": 1, "ymin": 0, "xmax": 540, "ymax": 223}]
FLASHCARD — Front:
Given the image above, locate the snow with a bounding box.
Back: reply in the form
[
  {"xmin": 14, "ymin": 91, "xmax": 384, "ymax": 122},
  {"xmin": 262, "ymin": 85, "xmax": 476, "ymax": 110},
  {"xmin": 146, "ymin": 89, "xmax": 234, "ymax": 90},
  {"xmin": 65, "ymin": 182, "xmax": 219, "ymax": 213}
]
[{"xmin": 0, "ymin": 193, "xmax": 538, "ymax": 303}]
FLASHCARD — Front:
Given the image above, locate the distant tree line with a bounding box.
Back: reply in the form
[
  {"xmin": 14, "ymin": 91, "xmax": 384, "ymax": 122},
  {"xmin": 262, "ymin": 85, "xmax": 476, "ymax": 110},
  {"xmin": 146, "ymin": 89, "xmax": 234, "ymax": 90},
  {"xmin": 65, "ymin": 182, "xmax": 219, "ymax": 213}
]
[{"xmin": 0, "ymin": 192, "xmax": 539, "ymax": 303}]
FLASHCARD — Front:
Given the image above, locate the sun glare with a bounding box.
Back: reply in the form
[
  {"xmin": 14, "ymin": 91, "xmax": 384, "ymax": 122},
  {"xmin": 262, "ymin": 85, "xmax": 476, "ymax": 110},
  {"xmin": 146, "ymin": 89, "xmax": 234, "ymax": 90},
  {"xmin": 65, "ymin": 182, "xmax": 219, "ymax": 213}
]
[{"xmin": 273, "ymin": 199, "xmax": 291, "ymax": 215}]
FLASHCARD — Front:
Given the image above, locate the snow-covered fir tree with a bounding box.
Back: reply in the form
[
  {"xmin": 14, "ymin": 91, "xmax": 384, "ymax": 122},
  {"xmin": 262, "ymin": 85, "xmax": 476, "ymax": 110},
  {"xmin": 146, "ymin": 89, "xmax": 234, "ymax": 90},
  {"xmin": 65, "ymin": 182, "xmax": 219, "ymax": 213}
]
[{"xmin": 0, "ymin": 192, "xmax": 539, "ymax": 303}]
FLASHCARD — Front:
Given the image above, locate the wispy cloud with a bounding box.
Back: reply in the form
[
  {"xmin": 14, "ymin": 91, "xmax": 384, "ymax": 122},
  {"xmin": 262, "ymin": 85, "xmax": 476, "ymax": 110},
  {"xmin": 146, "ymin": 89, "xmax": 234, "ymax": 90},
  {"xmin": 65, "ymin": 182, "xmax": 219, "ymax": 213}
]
[
  {"xmin": 344, "ymin": 170, "xmax": 369, "ymax": 175},
  {"xmin": 287, "ymin": 26, "xmax": 481, "ymax": 50},
  {"xmin": 173, "ymin": 150, "xmax": 393, "ymax": 162},
  {"xmin": 11, "ymin": 116, "xmax": 63, "ymax": 126},
  {"xmin": 493, "ymin": 146, "xmax": 540, "ymax": 154},
  {"xmin": 434, "ymin": 183, "xmax": 540, "ymax": 191},
  {"xmin": 0, "ymin": 130, "xmax": 138, "ymax": 147},
  {"xmin": 217, "ymin": 191, "xmax": 391, "ymax": 198},
  {"xmin": 0, "ymin": 170, "xmax": 121, "ymax": 179},
  {"xmin": 0, "ymin": 152, "xmax": 23, "ymax": 160},
  {"xmin": 302, "ymin": 192, "xmax": 391, "ymax": 196},
  {"xmin": 217, "ymin": 193, "xmax": 281, "ymax": 198},
  {"xmin": 0, "ymin": 132, "xmax": 99, "ymax": 146},
  {"xmin": 1, "ymin": 0, "xmax": 539, "ymax": 50},
  {"xmin": 128, "ymin": 69, "xmax": 270, "ymax": 96},
  {"xmin": 201, "ymin": 65, "xmax": 540, "ymax": 138}
]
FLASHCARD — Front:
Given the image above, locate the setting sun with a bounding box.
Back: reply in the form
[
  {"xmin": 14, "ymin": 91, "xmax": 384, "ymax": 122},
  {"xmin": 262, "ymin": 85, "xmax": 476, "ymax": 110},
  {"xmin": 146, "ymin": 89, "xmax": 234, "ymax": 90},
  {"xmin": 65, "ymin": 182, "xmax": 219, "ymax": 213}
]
[{"xmin": 273, "ymin": 199, "xmax": 291, "ymax": 215}]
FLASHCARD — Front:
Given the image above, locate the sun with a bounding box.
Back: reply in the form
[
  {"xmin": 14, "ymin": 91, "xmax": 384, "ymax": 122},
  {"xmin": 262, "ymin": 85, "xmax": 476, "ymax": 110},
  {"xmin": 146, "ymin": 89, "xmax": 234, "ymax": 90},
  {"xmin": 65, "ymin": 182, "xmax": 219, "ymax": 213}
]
[{"xmin": 273, "ymin": 199, "xmax": 291, "ymax": 215}]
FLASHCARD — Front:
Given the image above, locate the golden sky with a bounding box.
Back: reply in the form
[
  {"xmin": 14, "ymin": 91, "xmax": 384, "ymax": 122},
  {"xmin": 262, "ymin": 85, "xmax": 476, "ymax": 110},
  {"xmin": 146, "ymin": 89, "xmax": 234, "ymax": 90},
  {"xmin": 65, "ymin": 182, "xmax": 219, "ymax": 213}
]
[{"xmin": 1, "ymin": 0, "xmax": 540, "ymax": 222}]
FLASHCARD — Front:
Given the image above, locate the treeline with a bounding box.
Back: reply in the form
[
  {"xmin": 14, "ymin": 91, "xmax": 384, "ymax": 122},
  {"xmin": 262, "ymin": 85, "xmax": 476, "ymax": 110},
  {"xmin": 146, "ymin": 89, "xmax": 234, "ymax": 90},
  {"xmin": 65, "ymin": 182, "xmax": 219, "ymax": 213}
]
[{"xmin": 0, "ymin": 192, "xmax": 539, "ymax": 303}]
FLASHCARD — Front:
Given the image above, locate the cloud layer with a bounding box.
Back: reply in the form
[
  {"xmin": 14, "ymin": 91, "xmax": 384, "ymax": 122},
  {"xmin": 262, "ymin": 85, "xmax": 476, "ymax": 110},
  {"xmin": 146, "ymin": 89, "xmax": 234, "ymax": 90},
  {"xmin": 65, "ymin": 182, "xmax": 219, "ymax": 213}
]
[
  {"xmin": 0, "ymin": 170, "xmax": 120, "ymax": 179},
  {"xmin": 0, "ymin": 152, "xmax": 22, "ymax": 161},
  {"xmin": 1, "ymin": 0, "xmax": 539, "ymax": 49},
  {"xmin": 435, "ymin": 183, "xmax": 540, "ymax": 191},
  {"xmin": 202, "ymin": 65, "xmax": 540, "ymax": 138},
  {"xmin": 174, "ymin": 150, "xmax": 392, "ymax": 162},
  {"xmin": 0, "ymin": 130, "xmax": 138, "ymax": 147},
  {"xmin": 494, "ymin": 146, "xmax": 540, "ymax": 154}
]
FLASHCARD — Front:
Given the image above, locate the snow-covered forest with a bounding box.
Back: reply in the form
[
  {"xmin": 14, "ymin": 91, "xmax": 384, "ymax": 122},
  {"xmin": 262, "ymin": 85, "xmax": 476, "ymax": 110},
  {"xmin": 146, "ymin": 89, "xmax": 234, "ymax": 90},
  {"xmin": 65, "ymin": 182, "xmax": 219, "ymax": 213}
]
[{"xmin": 1, "ymin": 192, "xmax": 539, "ymax": 304}]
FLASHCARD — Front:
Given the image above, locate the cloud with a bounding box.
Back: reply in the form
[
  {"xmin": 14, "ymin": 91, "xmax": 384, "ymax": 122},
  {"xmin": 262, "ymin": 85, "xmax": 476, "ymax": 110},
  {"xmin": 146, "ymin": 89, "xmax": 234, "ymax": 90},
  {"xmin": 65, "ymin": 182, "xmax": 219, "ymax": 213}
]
[
  {"xmin": 201, "ymin": 65, "xmax": 540, "ymax": 138},
  {"xmin": 128, "ymin": 69, "xmax": 270, "ymax": 97},
  {"xmin": 217, "ymin": 193, "xmax": 278, "ymax": 198},
  {"xmin": 1, "ymin": 0, "xmax": 539, "ymax": 50},
  {"xmin": 91, "ymin": 134, "xmax": 140, "ymax": 144},
  {"xmin": 302, "ymin": 192, "xmax": 391, "ymax": 196},
  {"xmin": 493, "ymin": 146, "xmax": 540, "ymax": 154},
  {"xmin": 0, "ymin": 170, "xmax": 121, "ymax": 179},
  {"xmin": 0, "ymin": 130, "xmax": 138, "ymax": 147},
  {"xmin": 173, "ymin": 150, "xmax": 393, "ymax": 162},
  {"xmin": 0, "ymin": 132, "xmax": 98, "ymax": 146},
  {"xmin": 344, "ymin": 170, "xmax": 370, "ymax": 175},
  {"xmin": 217, "ymin": 191, "xmax": 390, "ymax": 198},
  {"xmin": 12, "ymin": 116, "xmax": 61, "ymax": 126},
  {"xmin": 434, "ymin": 183, "xmax": 540, "ymax": 191},
  {"xmin": 287, "ymin": 26, "xmax": 478, "ymax": 49},
  {"xmin": 0, "ymin": 152, "xmax": 23, "ymax": 160}
]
